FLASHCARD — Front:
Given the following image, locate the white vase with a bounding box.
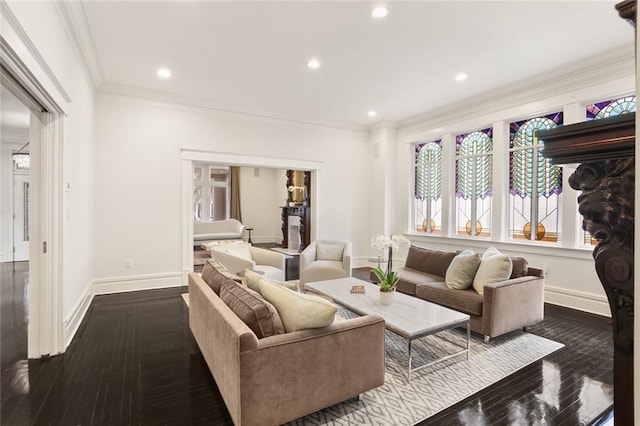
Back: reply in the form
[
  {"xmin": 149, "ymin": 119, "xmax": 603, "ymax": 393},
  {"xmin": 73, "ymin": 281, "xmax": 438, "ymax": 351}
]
[{"xmin": 379, "ymin": 290, "xmax": 394, "ymax": 305}]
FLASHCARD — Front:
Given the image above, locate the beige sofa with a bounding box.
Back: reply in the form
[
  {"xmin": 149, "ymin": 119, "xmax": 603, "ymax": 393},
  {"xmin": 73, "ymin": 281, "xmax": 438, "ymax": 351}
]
[
  {"xmin": 372, "ymin": 245, "xmax": 545, "ymax": 341},
  {"xmin": 188, "ymin": 270, "xmax": 385, "ymax": 426}
]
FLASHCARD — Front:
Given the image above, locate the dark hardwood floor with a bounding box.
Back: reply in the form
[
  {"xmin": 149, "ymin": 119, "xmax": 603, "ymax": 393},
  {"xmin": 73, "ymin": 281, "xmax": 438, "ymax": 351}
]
[{"xmin": 1, "ymin": 265, "xmax": 613, "ymax": 425}]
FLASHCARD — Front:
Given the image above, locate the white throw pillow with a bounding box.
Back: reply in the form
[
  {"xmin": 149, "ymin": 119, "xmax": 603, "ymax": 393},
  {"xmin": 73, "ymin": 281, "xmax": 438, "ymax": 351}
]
[
  {"xmin": 316, "ymin": 242, "xmax": 344, "ymax": 261},
  {"xmin": 259, "ymin": 280, "xmax": 337, "ymax": 332},
  {"xmin": 472, "ymin": 246, "xmax": 513, "ymax": 295},
  {"xmin": 445, "ymin": 249, "xmax": 481, "ymax": 290}
]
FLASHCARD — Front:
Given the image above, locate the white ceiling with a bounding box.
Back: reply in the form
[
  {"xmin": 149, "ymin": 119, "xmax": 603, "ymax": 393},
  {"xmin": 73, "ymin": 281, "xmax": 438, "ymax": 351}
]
[{"xmin": 82, "ymin": 1, "xmax": 635, "ymax": 129}]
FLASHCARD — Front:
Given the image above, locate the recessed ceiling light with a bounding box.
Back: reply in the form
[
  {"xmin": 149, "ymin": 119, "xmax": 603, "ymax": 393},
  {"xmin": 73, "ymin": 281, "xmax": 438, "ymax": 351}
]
[
  {"xmin": 368, "ymin": 110, "xmax": 377, "ymax": 117},
  {"xmin": 307, "ymin": 58, "xmax": 320, "ymax": 69},
  {"xmin": 455, "ymin": 73, "xmax": 468, "ymax": 82},
  {"xmin": 372, "ymin": 6, "xmax": 389, "ymax": 18},
  {"xmin": 157, "ymin": 68, "xmax": 171, "ymax": 79}
]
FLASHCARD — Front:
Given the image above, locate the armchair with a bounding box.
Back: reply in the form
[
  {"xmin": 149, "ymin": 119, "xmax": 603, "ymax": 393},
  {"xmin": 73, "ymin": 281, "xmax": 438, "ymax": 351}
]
[
  {"xmin": 300, "ymin": 240, "xmax": 352, "ymax": 287},
  {"xmin": 210, "ymin": 244, "xmax": 286, "ymax": 281}
]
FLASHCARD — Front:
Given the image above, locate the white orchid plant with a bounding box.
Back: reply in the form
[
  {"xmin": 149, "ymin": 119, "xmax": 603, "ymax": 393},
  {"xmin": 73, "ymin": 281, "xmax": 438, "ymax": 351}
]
[{"xmin": 371, "ymin": 234, "xmax": 410, "ymax": 292}]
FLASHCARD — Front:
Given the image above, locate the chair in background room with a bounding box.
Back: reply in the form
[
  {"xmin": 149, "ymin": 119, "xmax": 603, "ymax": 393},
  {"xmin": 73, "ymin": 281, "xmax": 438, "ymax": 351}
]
[
  {"xmin": 209, "ymin": 244, "xmax": 286, "ymax": 281},
  {"xmin": 299, "ymin": 240, "xmax": 352, "ymax": 287}
]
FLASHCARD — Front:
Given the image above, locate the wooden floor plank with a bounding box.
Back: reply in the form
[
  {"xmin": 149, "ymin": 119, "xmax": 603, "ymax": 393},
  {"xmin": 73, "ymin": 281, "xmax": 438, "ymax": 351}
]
[{"xmin": 1, "ymin": 264, "xmax": 612, "ymax": 425}]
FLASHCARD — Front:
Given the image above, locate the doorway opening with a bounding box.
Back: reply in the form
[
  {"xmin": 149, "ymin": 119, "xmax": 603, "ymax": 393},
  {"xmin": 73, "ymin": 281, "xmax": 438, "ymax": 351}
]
[
  {"xmin": 1, "ymin": 56, "xmax": 65, "ymax": 360},
  {"xmin": 181, "ymin": 150, "xmax": 323, "ymax": 284},
  {"xmin": 0, "ymin": 84, "xmax": 32, "ymax": 388}
]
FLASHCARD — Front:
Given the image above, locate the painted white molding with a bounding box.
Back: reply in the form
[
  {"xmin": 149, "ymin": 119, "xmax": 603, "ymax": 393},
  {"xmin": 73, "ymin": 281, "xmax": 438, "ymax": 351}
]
[
  {"xmin": 181, "ymin": 149, "xmax": 324, "ymax": 171},
  {"xmin": 1, "ymin": 1, "xmax": 71, "ymax": 103},
  {"xmin": 368, "ymin": 120, "xmax": 398, "ymax": 135},
  {"xmin": 398, "ymin": 44, "xmax": 635, "ymax": 135},
  {"xmin": 545, "ymin": 285, "xmax": 610, "ymax": 318},
  {"xmin": 63, "ymin": 282, "xmax": 94, "ymax": 348},
  {"xmin": 52, "ymin": 0, "xmax": 103, "ymax": 89},
  {"xmin": 92, "ymin": 272, "xmax": 183, "ymax": 295},
  {"xmin": 406, "ymin": 233, "xmax": 594, "ymax": 261},
  {"xmin": 98, "ymin": 83, "xmax": 367, "ymax": 134}
]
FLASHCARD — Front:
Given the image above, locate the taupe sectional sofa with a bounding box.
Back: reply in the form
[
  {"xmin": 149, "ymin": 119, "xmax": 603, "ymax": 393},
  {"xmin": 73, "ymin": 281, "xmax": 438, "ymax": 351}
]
[
  {"xmin": 188, "ymin": 262, "xmax": 385, "ymax": 426},
  {"xmin": 373, "ymin": 245, "xmax": 545, "ymax": 341}
]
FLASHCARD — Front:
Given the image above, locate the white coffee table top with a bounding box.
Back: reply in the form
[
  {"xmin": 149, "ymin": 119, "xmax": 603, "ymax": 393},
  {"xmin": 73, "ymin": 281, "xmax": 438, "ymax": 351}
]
[
  {"xmin": 201, "ymin": 240, "xmax": 248, "ymax": 251},
  {"xmin": 306, "ymin": 277, "xmax": 469, "ymax": 340}
]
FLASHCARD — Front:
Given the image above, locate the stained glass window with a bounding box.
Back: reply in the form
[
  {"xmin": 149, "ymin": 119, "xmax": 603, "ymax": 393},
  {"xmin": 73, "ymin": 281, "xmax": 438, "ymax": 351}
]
[
  {"xmin": 414, "ymin": 140, "xmax": 442, "ymax": 234},
  {"xmin": 509, "ymin": 112, "xmax": 563, "ymax": 243},
  {"xmin": 455, "ymin": 128, "xmax": 492, "ymax": 237},
  {"xmin": 583, "ymin": 95, "xmax": 636, "ymax": 245},
  {"xmin": 586, "ymin": 95, "xmax": 636, "ymax": 120}
]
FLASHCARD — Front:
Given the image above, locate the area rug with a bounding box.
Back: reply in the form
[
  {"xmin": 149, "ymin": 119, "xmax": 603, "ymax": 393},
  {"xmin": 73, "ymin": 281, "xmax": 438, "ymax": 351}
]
[{"xmin": 287, "ymin": 308, "xmax": 564, "ymax": 425}]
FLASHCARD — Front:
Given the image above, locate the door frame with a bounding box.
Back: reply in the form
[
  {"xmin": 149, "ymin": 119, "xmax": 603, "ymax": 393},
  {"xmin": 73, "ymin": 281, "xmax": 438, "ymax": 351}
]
[
  {"xmin": 1, "ymin": 42, "xmax": 65, "ymax": 358},
  {"xmin": 180, "ymin": 149, "xmax": 323, "ymax": 284}
]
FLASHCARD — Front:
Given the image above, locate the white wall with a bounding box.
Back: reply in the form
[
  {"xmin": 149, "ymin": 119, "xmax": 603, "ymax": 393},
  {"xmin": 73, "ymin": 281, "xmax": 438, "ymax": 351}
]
[
  {"xmin": 0, "ymin": 138, "xmax": 28, "ymax": 262},
  {"xmin": 239, "ymin": 166, "xmax": 287, "ymax": 244},
  {"xmin": 395, "ymin": 74, "xmax": 636, "ymax": 317},
  {"xmin": 93, "ymin": 92, "xmax": 370, "ymax": 291},
  {"xmin": 3, "ymin": 1, "xmax": 95, "ymax": 348}
]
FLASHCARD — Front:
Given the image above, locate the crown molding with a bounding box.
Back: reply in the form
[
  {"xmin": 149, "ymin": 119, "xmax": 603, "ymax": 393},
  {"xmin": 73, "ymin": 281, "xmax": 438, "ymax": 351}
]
[
  {"xmin": 97, "ymin": 82, "xmax": 368, "ymax": 134},
  {"xmin": 368, "ymin": 120, "xmax": 398, "ymax": 135},
  {"xmin": 53, "ymin": 0, "xmax": 103, "ymax": 89},
  {"xmin": 398, "ymin": 44, "xmax": 636, "ymax": 136},
  {"xmin": 1, "ymin": 0, "xmax": 71, "ymax": 103}
]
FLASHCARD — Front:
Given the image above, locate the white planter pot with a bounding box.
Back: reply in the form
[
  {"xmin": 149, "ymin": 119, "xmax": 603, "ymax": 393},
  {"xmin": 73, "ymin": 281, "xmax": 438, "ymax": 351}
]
[{"xmin": 379, "ymin": 290, "xmax": 394, "ymax": 305}]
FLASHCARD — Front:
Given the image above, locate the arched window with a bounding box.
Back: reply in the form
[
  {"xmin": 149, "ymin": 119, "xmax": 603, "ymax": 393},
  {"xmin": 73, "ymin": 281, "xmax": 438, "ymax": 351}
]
[
  {"xmin": 509, "ymin": 112, "xmax": 563, "ymax": 242},
  {"xmin": 587, "ymin": 95, "xmax": 636, "ymax": 120},
  {"xmin": 414, "ymin": 140, "xmax": 442, "ymax": 234},
  {"xmin": 583, "ymin": 95, "xmax": 636, "ymax": 245},
  {"xmin": 455, "ymin": 128, "xmax": 492, "ymax": 237}
]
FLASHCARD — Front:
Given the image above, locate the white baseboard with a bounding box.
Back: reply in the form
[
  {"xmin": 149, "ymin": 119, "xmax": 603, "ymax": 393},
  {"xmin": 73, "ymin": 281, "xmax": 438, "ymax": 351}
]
[
  {"xmin": 92, "ymin": 272, "xmax": 183, "ymax": 295},
  {"xmin": 63, "ymin": 282, "xmax": 94, "ymax": 349},
  {"xmin": 545, "ymin": 285, "xmax": 610, "ymax": 317}
]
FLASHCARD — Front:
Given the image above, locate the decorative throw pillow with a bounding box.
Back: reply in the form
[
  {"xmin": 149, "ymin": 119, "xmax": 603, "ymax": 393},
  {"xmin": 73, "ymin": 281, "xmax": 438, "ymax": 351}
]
[
  {"xmin": 244, "ymin": 269, "xmax": 263, "ymax": 293},
  {"xmin": 207, "ymin": 259, "xmax": 242, "ymax": 282},
  {"xmin": 219, "ymin": 279, "xmax": 284, "ymax": 338},
  {"xmin": 316, "ymin": 242, "xmax": 344, "ymax": 261},
  {"xmin": 244, "ymin": 270, "xmax": 300, "ymax": 294},
  {"xmin": 472, "ymin": 246, "xmax": 513, "ymax": 295},
  {"xmin": 201, "ymin": 262, "xmax": 234, "ymax": 295},
  {"xmin": 509, "ymin": 257, "xmax": 529, "ymax": 279},
  {"xmin": 259, "ymin": 279, "xmax": 337, "ymax": 332},
  {"xmin": 404, "ymin": 245, "xmax": 456, "ymax": 277},
  {"xmin": 445, "ymin": 249, "xmax": 481, "ymax": 290}
]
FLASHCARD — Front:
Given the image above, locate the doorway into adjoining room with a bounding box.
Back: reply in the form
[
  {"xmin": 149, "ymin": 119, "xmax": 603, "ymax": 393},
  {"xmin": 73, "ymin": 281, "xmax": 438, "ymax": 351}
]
[{"xmin": 181, "ymin": 150, "xmax": 321, "ymax": 282}]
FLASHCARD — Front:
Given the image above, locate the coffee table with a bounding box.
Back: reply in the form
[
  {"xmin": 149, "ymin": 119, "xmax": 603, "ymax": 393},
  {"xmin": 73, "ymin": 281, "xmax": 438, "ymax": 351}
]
[{"xmin": 305, "ymin": 277, "xmax": 470, "ymax": 379}]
